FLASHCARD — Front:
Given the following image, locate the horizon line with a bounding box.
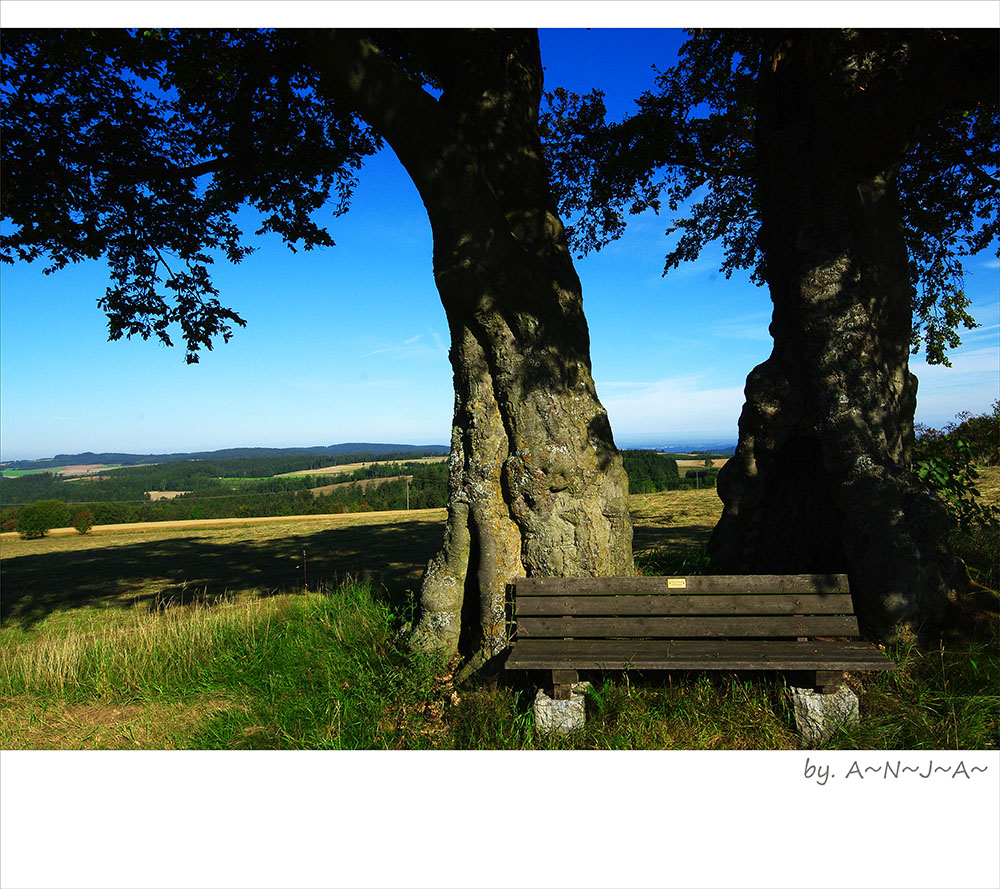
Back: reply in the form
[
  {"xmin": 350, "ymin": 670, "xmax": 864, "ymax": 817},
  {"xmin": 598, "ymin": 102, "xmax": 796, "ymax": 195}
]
[{"xmin": 1, "ymin": 436, "xmax": 743, "ymax": 464}]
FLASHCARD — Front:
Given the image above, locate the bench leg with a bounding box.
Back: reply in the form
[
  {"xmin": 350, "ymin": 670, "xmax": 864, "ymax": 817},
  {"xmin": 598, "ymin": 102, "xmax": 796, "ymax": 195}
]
[
  {"xmin": 552, "ymin": 670, "xmax": 579, "ymax": 700},
  {"xmin": 813, "ymin": 670, "xmax": 845, "ymax": 694}
]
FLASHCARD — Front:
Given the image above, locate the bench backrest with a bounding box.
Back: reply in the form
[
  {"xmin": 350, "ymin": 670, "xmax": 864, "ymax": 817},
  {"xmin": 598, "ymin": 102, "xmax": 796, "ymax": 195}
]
[{"xmin": 512, "ymin": 574, "xmax": 859, "ymax": 642}]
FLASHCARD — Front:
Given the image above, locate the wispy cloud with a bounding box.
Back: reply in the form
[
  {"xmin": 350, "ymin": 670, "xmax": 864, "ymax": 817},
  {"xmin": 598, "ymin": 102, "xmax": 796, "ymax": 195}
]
[
  {"xmin": 354, "ymin": 378, "xmax": 417, "ymax": 389},
  {"xmin": 914, "ymin": 346, "xmax": 999, "ymax": 426},
  {"xmin": 426, "ymin": 327, "xmax": 448, "ymax": 354},
  {"xmin": 917, "ymin": 347, "xmax": 999, "ymax": 384},
  {"xmin": 363, "ymin": 329, "xmax": 448, "ymax": 360},
  {"xmin": 597, "ymin": 375, "xmax": 746, "ymax": 439},
  {"xmin": 705, "ymin": 311, "xmax": 773, "ymax": 342},
  {"xmin": 281, "ymin": 377, "xmax": 333, "ymax": 394},
  {"xmin": 599, "ymin": 348, "xmax": 999, "ymax": 442},
  {"xmin": 364, "ymin": 334, "xmax": 422, "ymax": 357},
  {"xmin": 956, "ymin": 323, "xmax": 1000, "ymax": 344}
]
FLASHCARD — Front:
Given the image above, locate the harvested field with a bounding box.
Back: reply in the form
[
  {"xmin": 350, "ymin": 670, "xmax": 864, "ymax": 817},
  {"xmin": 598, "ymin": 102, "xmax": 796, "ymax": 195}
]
[
  {"xmin": 629, "ymin": 487, "xmax": 724, "ymax": 560},
  {"xmin": 56, "ymin": 464, "xmax": 120, "ymax": 477},
  {"xmin": 676, "ymin": 457, "xmax": 729, "ymax": 470},
  {"xmin": 308, "ymin": 475, "xmax": 412, "ymax": 497},
  {"xmin": 0, "ymin": 508, "xmax": 449, "ymax": 631},
  {"xmin": 0, "ymin": 507, "xmax": 445, "ymax": 541},
  {"xmin": 976, "ymin": 464, "xmax": 1000, "ymax": 506},
  {"xmin": 276, "ymin": 456, "xmax": 446, "ymax": 478},
  {"xmin": 147, "ymin": 490, "xmax": 191, "ymax": 501},
  {"xmin": 0, "ymin": 488, "xmax": 731, "ymax": 635}
]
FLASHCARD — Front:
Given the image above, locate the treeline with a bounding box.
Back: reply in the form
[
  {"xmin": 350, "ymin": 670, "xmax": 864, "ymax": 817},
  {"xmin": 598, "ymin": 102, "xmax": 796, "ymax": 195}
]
[
  {"xmin": 1, "ymin": 461, "xmax": 449, "ymax": 533},
  {"xmin": 622, "ymin": 450, "xmax": 720, "ymax": 494}
]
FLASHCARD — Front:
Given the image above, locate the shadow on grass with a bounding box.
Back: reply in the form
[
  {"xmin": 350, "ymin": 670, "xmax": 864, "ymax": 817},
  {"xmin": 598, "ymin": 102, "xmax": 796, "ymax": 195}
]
[
  {"xmin": 632, "ymin": 522, "xmax": 711, "ymax": 553},
  {"xmin": 1, "ymin": 519, "xmax": 445, "ymax": 629},
  {"xmin": 4, "ymin": 513, "xmax": 718, "ymax": 631},
  {"xmin": 633, "ymin": 523, "xmax": 713, "ymax": 576}
]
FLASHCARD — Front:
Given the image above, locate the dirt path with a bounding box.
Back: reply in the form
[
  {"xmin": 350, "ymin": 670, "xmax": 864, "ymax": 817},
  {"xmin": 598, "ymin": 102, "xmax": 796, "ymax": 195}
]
[{"xmin": 0, "ymin": 507, "xmax": 446, "ymax": 540}]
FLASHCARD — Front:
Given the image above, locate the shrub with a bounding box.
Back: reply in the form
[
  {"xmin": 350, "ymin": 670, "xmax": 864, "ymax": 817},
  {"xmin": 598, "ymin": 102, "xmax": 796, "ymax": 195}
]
[
  {"xmin": 952, "ymin": 401, "xmax": 1000, "ymax": 466},
  {"xmin": 914, "ymin": 405, "xmax": 1000, "ymax": 534},
  {"xmin": 17, "ymin": 500, "xmax": 71, "ymax": 539},
  {"xmin": 916, "ymin": 440, "xmax": 991, "ymax": 531},
  {"xmin": 71, "ymin": 508, "xmax": 95, "ymax": 535},
  {"xmin": 914, "ymin": 401, "xmax": 1000, "ymax": 467}
]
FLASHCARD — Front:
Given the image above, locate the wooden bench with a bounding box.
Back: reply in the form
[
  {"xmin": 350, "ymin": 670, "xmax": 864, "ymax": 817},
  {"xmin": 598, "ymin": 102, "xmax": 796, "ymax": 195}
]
[{"xmin": 505, "ymin": 574, "xmax": 895, "ymax": 699}]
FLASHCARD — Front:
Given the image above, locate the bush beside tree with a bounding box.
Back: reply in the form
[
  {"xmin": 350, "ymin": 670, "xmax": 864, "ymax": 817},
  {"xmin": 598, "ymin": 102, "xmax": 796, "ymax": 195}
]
[
  {"xmin": 16, "ymin": 500, "xmax": 71, "ymax": 538},
  {"xmin": 72, "ymin": 508, "xmax": 95, "ymax": 535},
  {"xmin": 914, "ymin": 403, "xmax": 1000, "ymax": 535}
]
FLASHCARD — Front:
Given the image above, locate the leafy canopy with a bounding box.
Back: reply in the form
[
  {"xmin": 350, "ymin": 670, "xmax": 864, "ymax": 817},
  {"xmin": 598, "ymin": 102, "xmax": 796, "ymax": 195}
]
[
  {"xmin": 541, "ymin": 29, "xmax": 999, "ymax": 365},
  {"xmin": 1, "ymin": 29, "xmax": 382, "ymax": 362}
]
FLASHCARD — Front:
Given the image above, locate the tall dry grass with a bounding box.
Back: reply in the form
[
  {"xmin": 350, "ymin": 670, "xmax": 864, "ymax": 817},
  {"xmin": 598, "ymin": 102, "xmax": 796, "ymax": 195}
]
[{"xmin": 1, "ymin": 594, "xmax": 290, "ymax": 699}]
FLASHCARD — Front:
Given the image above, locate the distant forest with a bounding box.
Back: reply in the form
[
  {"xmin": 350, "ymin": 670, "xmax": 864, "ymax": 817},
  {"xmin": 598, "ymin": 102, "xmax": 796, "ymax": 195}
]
[
  {"xmin": 0, "ymin": 443, "xmax": 448, "ymax": 472},
  {"xmin": 621, "ymin": 450, "xmax": 721, "ymax": 494},
  {"xmin": 1, "ymin": 453, "xmax": 441, "ymax": 503},
  {"xmin": 0, "ymin": 453, "xmax": 449, "ymax": 530},
  {"xmin": 0, "ymin": 448, "xmax": 725, "ymax": 533}
]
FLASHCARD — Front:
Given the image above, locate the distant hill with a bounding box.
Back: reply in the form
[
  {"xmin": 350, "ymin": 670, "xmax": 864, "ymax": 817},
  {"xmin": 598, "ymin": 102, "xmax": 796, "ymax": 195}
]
[
  {"xmin": 0, "ymin": 443, "xmax": 449, "ymax": 471},
  {"xmin": 618, "ymin": 441, "xmax": 737, "ymax": 456}
]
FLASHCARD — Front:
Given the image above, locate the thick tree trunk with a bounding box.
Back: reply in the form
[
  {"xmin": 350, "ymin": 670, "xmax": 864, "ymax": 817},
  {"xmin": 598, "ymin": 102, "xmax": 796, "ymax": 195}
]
[
  {"xmin": 708, "ymin": 33, "xmax": 968, "ymax": 642},
  {"xmin": 417, "ymin": 266, "xmax": 633, "ymax": 661},
  {"xmin": 413, "ymin": 47, "xmax": 634, "ymax": 661},
  {"xmin": 416, "ymin": 321, "xmax": 525, "ymax": 658},
  {"xmin": 302, "ymin": 30, "xmax": 633, "ymax": 663}
]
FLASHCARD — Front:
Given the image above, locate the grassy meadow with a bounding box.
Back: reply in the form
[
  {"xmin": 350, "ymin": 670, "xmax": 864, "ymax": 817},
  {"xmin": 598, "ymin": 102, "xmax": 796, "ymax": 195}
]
[{"xmin": 2, "ymin": 471, "xmax": 997, "ymax": 750}]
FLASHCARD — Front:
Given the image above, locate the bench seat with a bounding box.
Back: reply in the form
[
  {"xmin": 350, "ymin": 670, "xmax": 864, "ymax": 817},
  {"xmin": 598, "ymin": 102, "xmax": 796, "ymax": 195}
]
[
  {"xmin": 505, "ymin": 574, "xmax": 895, "ymax": 692},
  {"xmin": 506, "ymin": 638, "xmax": 895, "ymax": 672}
]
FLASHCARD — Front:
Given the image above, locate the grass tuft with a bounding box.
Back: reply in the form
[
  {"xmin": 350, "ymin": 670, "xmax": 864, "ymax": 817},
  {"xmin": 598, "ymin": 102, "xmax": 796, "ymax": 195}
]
[{"xmin": 1, "ymin": 582, "xmax": 448, "ymax": 749}]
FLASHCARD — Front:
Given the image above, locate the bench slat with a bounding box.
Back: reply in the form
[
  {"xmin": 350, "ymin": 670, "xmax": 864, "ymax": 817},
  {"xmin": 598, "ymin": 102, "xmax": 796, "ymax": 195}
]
[
  {"xmin": 516, "ymin": 614, "xmax": 860, "ymax": 639},
  {"xmin": 506, "ymin": 573, "xmax": 894, "ymax": 679},
  {"xmin": 505, "ymin": 639, "xmax": 895, "ymax": 672},
  {"xmin": 514, "ymin": 574, "xmax": 848, "ymax": 596},
  {"xmin": 515, "ymin": 593, "xmax": 856, "ymax": 617}
]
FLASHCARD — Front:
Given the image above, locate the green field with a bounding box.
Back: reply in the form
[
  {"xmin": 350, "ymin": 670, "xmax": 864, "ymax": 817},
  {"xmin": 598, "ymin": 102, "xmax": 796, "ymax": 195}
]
[
  {"xmin": 1, "ymin": 463, "xmax": 127, "ymax": 478},
  {"xmin": 1, "ymin": 466, "xmax": 72, "ymax": 478},
  {"xmin": 1, "ymin": 479, "xmax": 997, "ymax": 750}
]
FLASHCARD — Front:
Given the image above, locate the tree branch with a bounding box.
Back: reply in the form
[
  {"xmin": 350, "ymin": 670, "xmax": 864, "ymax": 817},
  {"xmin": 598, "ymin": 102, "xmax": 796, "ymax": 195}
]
[
  {"xmin": 960, "ymin": 159, "xmax": 1000, "ymax": 193},
  {"xmin": 60, "ymin": 143, "xmax": 232, "ymax": 187},
  {"xmin": 296, "ymin": 30, "xmax": 449, "ymax": 190},
  {"xmin": 133, "ymin": 156, "xmax": 231, "ymax": 184}
]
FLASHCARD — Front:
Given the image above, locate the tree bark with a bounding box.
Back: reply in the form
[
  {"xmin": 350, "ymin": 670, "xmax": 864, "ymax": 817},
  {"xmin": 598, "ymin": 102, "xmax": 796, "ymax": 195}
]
[
  {"xmin": 303, "ymin": 30, "xmax": 633, "ymax": 662},
  {"xmin": 708, "ymin": 32, "xmax": 979, "ymax": 642}
]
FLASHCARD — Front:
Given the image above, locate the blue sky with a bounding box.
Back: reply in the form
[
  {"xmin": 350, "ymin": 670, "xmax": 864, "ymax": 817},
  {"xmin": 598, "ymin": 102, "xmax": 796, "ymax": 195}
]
[{"xmin": 1, "ymin": 5, "xmax": 997, "ymax": 461}]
